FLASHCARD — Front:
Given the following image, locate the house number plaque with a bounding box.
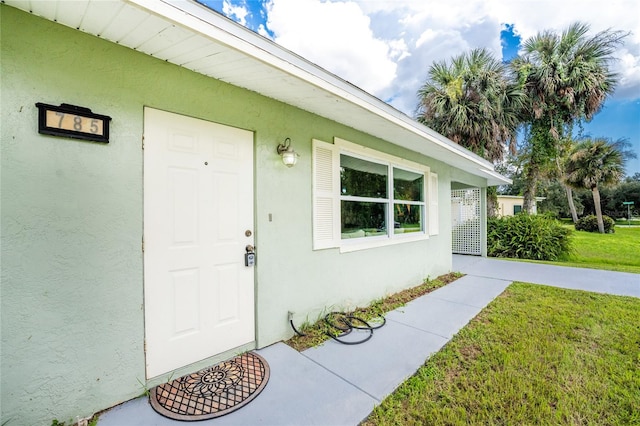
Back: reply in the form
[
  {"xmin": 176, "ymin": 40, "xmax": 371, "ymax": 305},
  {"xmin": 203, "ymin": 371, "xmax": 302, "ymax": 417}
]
[{"xmin": 36, "ymin": 102, "xmax": 111, "ymax": 143}]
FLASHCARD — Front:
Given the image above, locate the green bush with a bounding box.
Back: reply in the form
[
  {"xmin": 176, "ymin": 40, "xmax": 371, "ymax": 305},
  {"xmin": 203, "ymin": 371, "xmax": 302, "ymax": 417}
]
[
  {"xmin": 575, "ymin": 214, "xmax": 615, "ymax": 233},
  {"xmin": 488, "ymin": 214, "xmax": 572, "ymax": 261}
]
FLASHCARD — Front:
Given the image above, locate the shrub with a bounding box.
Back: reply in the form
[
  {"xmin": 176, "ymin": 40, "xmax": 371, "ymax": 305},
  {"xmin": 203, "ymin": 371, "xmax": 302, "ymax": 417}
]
[
  {"xmin": 488, "ymin": 214, "xmax": 572, "ymax": 261},
  {"xmin": 575, "ymin": 214, "xmax": 615, "ymax": 233}
]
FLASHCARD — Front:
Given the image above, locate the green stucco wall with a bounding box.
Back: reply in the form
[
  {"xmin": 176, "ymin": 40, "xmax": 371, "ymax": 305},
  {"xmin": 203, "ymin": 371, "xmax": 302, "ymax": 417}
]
[{"xmin": 1, "ymin": 6, "xmax": 482, "ymax": 425}]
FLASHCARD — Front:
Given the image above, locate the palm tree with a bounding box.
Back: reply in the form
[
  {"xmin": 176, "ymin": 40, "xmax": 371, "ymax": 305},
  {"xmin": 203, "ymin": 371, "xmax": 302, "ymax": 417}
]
[
  {"xmin": 417, "ymin": 48, "xmax": 524, "ymax": 163},
  {"xmin": 564, "ymin": 138, "xmax": 626, "ymax": 233},
  {"xmin": 416, "ymin": 48, "xmax": 524, "ymax": 216},
  {"xmin": 556, "ymin": 136, "xmax": 580, "ymax": 223},
  {"xmin": 512, "ymin": 22, "xmax": 627, "ymax": 213}
]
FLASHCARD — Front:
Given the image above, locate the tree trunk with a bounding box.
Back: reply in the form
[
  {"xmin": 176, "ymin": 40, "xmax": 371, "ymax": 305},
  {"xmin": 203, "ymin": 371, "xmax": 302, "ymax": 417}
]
[
  {"xmin": 592, "ymin": 186, "xmax": 605, "ymax": 233},
  {"xmin": 487, "ymin": 186, "xmax": 498, "ymax": 218},
  {"xmin": 564, "ymin": 184, "xmax": 579, "ymax": 223},
  {"xmin": 522, "ymin": 163, "xmax": 539, "ymax": 214},
  {"xmin": 523, "ymin": 119, "xmax": 556, "ymax": 214}
]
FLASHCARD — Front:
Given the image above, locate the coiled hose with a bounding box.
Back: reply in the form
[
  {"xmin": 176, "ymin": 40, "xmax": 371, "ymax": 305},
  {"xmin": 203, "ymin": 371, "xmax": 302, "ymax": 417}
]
[{"xmin": 290, "ymin": 311, "xmax": 386, "ymax": 345}]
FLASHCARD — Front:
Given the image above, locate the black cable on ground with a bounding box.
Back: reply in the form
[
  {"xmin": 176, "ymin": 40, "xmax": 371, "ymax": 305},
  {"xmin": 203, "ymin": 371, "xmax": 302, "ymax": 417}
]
[
  {"xmin": 324, "ymin": 312, "xmax": 373, "ymax": 345},
  {"xmin": 290, "ymin": 319, "xmax": 307, "ymax": 337},
  {"xmin": 348, "ymin": 315, "xmax": 386, "ymax": 330},
  {"xmin": 323, "ymin": 312, "xmax": 370, "ymax": 345},
  {"xmin": 289, "ymin": 311, "xmax": 386, "ymax": 345}
]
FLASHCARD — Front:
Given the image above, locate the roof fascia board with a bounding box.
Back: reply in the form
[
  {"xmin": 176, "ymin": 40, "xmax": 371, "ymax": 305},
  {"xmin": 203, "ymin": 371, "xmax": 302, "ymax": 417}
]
[
  {"xmin": 498, "ymin": 195, "xmax": 546, "ymax": 201},
  {"xmin": 130, "ymin": 0, "xmax": 376, "ymax": 105},
  {"xmin": 479, "ymin": 168, "xmax": 512, "ymax": 186},
  {"xmin": 128, "ymin": 0, "xmax": 498, "ymax": 173}
]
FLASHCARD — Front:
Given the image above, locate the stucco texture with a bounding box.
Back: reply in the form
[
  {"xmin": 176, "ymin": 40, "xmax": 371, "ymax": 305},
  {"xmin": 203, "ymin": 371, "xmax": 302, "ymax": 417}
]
[{"xmin": 1, "ymin": 5, "xmax": 480, "ymax": 425}]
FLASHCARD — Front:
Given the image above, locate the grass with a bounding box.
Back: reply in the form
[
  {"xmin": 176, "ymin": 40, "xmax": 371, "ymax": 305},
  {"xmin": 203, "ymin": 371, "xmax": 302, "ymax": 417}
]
[
  {"xmin": 501, "ymin": 226, "xmax": 640, "ymax": 273},
  {"xmin": 564, "ymin": 226, "xmax": 640, "ymax": 273},
  {"xmin": 616, "ymin": 219, "xmax": 640, "ymax": 226},
  {"xmin": 363, "ymin": 283, "xmax": 640, "ymax": 425},
  {"xmin": 560, "ymin": 218, "xmax": 640, "ymax": 226},
  {"xmin": 285, "ymin": 272, "xmax": 463, "ymax": 352}
]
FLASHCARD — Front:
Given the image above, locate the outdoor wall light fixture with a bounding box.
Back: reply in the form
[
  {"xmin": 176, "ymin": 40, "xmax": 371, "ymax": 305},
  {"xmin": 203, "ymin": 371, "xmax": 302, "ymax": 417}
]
[{"xmin": 277, "ymin": 137, "xmax": 299, "ymax": 167}]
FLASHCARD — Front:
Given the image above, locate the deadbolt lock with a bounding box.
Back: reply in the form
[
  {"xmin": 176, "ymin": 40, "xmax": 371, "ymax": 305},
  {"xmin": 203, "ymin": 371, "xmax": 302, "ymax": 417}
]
[{"xmin": 245, "ymin": 245, "xmax": 255, "ymax": 267}]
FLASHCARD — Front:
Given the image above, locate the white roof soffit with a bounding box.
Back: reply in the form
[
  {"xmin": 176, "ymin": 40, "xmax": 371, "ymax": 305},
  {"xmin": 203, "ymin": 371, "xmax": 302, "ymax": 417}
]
[{"xmin": 5, "ymin": 0, "xmax": 509, "ymax": 185}]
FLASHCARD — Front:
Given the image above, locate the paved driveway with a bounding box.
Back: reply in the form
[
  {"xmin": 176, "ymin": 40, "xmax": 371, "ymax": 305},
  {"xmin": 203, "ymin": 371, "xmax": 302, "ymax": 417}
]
[{"xmin": 453, "ymin": 254, "xmax": 640, "ymax": 298}]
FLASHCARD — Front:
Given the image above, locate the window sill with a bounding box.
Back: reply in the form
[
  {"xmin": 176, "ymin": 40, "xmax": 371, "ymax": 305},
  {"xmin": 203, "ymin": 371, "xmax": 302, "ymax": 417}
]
[{"xmin": 339, "ymin": 232, "xmax": 430, "ymax": 253}]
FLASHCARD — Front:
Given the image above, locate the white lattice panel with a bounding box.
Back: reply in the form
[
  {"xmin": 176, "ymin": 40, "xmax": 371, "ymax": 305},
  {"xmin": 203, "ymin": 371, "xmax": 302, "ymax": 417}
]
[{"xmin": 451, "ymin": 188, "xmax": 481, "ymax": 255}]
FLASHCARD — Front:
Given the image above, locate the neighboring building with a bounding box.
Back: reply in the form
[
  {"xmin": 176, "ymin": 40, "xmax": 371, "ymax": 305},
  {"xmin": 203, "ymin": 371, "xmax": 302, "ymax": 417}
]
[
  {"xmin": 0, "ymin": 1, "xmax": 509, "ymax": 424},
  {"xmin": 497, "ymin": 195, "xmax": 545, "ymax": 216}
]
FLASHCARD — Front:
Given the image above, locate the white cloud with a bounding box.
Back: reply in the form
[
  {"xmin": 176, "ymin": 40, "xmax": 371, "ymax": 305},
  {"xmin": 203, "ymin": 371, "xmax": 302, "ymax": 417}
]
[
  {"xmin": 249, "ymin": 0, "xmax": 640, "ymax": 113},
  {"xmin": 353, "ymin": 1, "xmax": 503, "ymax": 113},
  {"xmin": 415, "ymin": 29, "xmax": 437, "ymax": 49},
  {"xmin": 264, "ymin": 0, "xmax": 401, "ymax": 94},
  {"xmin": 490, "ymin": 0, "xmax": 640, "ymax": 102},
  {"xmin": 616, "ymin": 48, "xmax": 640, "ymax": 99},
  {"xmin": 222, "ymin": 0, "xmax": 249, "ymax": 26},
  {"xmin": 388, "ymin": 38, "xmax": 411, "ymax": 62},
  {"xmin": 257, "ymin": 23, "xmax": 270, "ymax": 38}
]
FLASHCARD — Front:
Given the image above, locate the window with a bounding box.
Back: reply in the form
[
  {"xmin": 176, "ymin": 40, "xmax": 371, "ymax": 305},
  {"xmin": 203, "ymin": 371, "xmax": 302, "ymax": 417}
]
[
  {"xmin": 392, "ymin": 167, "xmax": 425, "ymax": 235},
  {"xmin": 514, "ymin": 205, "xmax": 522, "ymax": 214},
  {"xmin": 313, "ymin": 138, "xmax": 438, "ymax": 251},
  {"xmin": 340, "ymin": 155, "xmax": 389, "ymax": 239}
]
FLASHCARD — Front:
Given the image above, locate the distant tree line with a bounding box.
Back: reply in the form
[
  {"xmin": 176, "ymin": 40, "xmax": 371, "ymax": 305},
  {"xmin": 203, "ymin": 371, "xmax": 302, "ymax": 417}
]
[
  {"xmin": 502, "ymin": 166, "xmax": 639, "ymax": 219},
  {"xmin": 539, "ymin": 174, "xmax": 640, "ymax": 219}
]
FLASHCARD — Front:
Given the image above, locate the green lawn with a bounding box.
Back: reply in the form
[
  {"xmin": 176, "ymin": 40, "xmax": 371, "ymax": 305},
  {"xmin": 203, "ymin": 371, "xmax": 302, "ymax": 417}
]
[
  {"xmin": 364, "ymin": 283, "xmax": 640, "ymax": 425},
  {"xmin": 563, "ymin": 226, "xmax": 640, "ymax": 273},
  {"xmin": 509, "ymin": 226, "xmax": 640, "ymax": 273}
]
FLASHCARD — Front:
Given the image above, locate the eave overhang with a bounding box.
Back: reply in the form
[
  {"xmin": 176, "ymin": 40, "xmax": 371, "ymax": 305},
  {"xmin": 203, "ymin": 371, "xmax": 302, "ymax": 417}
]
[{"xmin": 4, "ymin": 0, "xmax": 511, "ymax": 186}]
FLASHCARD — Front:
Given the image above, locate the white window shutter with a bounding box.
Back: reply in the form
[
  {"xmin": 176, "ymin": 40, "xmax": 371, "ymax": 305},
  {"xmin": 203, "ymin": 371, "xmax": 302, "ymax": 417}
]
[
  {"xmin": 312, "ymin": 139, "xmax": 340, "ymax": 250},
  {"xmin": 428, "ymin": 172, "xmax": 439, "ymax": 235}
]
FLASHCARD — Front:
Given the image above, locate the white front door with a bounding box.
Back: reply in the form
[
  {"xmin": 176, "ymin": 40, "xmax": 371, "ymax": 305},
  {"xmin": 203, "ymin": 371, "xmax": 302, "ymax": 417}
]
[{"xmin": 143, "ymin": 108, "xmax": 255, "ymax": 379}]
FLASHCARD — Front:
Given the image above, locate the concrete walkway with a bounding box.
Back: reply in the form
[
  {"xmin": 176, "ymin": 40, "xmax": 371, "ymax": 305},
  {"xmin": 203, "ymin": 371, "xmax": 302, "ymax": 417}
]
[
  {"xmin": 98, "ymin": 257, "xmax": 638, "ymax": 425},
  {"xmin": 453, "ymin": 254, "xmax": 639, "ymax": 298}
]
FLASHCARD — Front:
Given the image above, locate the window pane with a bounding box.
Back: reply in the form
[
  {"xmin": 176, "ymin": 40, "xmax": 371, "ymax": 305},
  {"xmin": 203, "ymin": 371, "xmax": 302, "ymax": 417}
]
[
  {"xmin": 393, "ymin": 168, "xmax": 423, "ymax": 201},
  {"xmin": 394, "ymin": 204, "xmax": 423, "ymax": 234},
  {"xmin": 341, "ymin": 201, "xmax": 387, "ymax": 238},
  {"xmin": 341, "ymin": 155, "xmax": 388, "ymax": 198}
]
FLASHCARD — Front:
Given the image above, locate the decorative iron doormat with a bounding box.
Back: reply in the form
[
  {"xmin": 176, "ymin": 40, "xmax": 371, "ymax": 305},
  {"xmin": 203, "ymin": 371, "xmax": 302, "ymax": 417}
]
[{"xmin": 149, "ymin": 352, "xmax": 270, "ymax": 421}]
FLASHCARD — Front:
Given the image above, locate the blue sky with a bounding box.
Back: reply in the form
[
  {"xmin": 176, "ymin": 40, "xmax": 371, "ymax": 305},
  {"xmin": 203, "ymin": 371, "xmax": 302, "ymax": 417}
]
[{"xmin": 199, "ymin": 0, "xmax": 640, "ymax": 176}]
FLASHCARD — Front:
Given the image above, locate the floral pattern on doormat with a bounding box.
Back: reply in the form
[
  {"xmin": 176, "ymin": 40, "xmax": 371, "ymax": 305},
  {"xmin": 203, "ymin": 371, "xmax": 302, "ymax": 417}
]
[{"xmin": 149, "ymin": 352, "xmax": 270, "ymax": 421}]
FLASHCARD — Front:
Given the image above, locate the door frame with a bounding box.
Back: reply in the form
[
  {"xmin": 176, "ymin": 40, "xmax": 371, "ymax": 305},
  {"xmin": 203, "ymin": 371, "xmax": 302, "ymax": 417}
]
[{"xmin": 142, "ymin": 107, "xmax": 258, "ymax": 380}]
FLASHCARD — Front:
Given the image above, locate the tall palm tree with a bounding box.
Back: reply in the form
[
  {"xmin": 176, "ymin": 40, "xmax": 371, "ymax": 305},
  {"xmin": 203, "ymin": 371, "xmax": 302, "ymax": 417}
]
[
  {"xmin": 564, "ymin": 138, "xmax": 626, "ymax": 233},
  {"xmin": 417, "ymin": 48, "xmax": 524, "ymax": 163},
  {"xmin": 512, "ymin": 22, "xmax": 627, "ymax": 213},
  {"xmin": 416, "ymin": 48, "xmax": 524, "ymax": 216}
]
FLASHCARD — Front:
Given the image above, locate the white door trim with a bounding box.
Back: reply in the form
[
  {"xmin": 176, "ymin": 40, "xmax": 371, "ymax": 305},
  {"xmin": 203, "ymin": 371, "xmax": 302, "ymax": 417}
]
[{"xmin": 143, "ymin": 107, "xmax": 255, "ymax": 379}]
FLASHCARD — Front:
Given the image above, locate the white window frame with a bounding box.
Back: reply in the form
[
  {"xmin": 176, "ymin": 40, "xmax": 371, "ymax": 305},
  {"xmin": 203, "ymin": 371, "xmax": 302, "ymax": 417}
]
[
  {"xmin": 428, "ymin": 171, "xmax": 439, "ymax": 235},
  {"xmin": 313, "ymin": 137, "xmax": 438, "ymax": 253}
]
